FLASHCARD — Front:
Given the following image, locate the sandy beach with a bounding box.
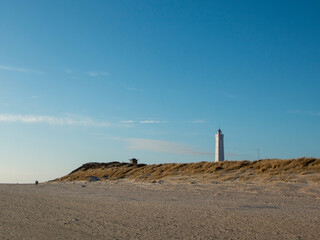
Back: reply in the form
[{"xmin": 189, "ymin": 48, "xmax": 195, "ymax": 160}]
[{"xmin": 0, "ymin": 180, "xmax": 319, "ymax": 239}]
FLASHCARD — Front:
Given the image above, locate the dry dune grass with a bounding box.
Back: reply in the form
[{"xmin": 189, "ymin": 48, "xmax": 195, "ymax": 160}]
[{"xmin": 54, "ymin": 157, "xmax": 320, "ymax": 183}]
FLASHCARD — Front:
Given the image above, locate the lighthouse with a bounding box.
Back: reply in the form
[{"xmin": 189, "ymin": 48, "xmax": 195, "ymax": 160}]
[{"xmin": 215, "ymin": 129, "xmax": 224, "ymax": 162}]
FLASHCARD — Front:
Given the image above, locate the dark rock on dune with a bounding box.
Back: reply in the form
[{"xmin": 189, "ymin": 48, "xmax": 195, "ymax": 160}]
[{"xmin": 87, "ymin": 176, "xmax": 100, "ymax": 182}]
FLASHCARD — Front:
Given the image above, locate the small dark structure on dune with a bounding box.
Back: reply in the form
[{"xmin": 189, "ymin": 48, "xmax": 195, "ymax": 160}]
[{"xmin": 130, "ymin": 158, "xmax": 138, "ymax": 164}]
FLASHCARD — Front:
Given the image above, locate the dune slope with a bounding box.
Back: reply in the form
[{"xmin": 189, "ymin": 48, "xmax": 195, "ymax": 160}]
[{"xmin": 54, "ymin": 157, "xmax": 320, "ymax": 183}]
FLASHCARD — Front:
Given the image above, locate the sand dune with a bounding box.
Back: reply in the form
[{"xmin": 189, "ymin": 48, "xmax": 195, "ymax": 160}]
[{"xmin": 54, "ymin": 157, "xmax": 320, "ymax": 183}]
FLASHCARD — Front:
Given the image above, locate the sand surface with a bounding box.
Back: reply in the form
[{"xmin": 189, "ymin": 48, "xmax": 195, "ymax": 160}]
[{"xmin": 0, "ymin": 180, "xmax": 319, "ymax": 239}]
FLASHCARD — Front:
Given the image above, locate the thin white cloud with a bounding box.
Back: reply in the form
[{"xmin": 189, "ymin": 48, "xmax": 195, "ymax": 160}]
[
  {"xmin": 192, "ymin": 120, "xmax": 206, "ymax": 123},
  {"xmin": 0, "ymin": 65, "xmax": 42, "ymax": 74},
  {"xmin": 88, "ymin": 132, "xmax": 111, "ymax": 137},
  {"xmin": 121, "ymin": 120, "xmax": 135, "ymax": 123},
  {"xmin": 87, "ymin": 71, "xmax": 109, "ymax": 77},
  {"xmin": 0, "ymin": 114, "xmax": 110, "ymax": 127},
  {"xmin": 139, "ymin": 120, "xmax": 167, "ymax": 124},
  {"xmin": 123, "ymin": 84, "xmax": 143, "ymax": 92},
  {"xmin": 64, "ymin": 69, "xmax": 80, "ymax": 79},
  {"xmin": 125, "ymin": 138, "xmax": 211, "ymax": 156},
  {"xmin": 65, "ymin": 69, "xmax": 73, "ymax": 74},
  {"xmin": 288, "ymin": 109, "xmax": 320, "ymax": 116},
  {"xmin": 120, "ymin": 120, "xmax": 166, "ymax": 125},
  {"xmin": 139, "ymin": 120, "xmax": 163, "ymax": 124}
]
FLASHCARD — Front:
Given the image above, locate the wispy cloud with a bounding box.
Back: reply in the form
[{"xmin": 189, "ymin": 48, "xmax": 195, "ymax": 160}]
[
  {"xmin": 65, "ymin": 69, "xmax": 74, "ymax": 74},
  {"xmin": 192, "ymin": 120, "xmax": 206, "ymax": 123},
  {"xmin": 125, "ymin": 138, "xmax": 211, "ymax": 156},
  {"xmin": 123, "ymin": 84, "xmax": 143, "ymax": 92},
  {"xmin": 139, "ymin": 120, "xmax": 161, "ymax": 124},
  {"xmin": 87, "ymin": 71, "xmax": 109, "ymax": 77},
  {"xmin": 120, "ymin": 120, "xmax": 167, "ymax": 125},
  {"xmin": 121, "ymin": 120, "xmax": 135, "ymax": 123},
  {"xmin": 88, "ymin": 132, "xmax": 111, "ymax": 137},
  {"xmin": 0, "ymin": 65, "xmax": 42, "ymax": 74},
  {"xmin": 288, "ymin": 109, "xmax": 320, "ymax": 116},
  {"xmin": 0, "ymin": 114, "xmax": 110, "ymax": 127},
  {"xmin": 64, "ymin": 69, "xmax": 80, "ymax": 80}
]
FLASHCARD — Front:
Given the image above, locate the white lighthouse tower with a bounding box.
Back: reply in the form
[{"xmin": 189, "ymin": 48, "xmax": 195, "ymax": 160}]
[{"xmin": 215, "ymin": 129, "xmax": 224, "ymax": 162}]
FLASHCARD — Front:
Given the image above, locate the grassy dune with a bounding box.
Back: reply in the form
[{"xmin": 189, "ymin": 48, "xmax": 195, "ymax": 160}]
[{"xmin": 54, "ymin": 158, "xmax": 320, "ymax": 183}]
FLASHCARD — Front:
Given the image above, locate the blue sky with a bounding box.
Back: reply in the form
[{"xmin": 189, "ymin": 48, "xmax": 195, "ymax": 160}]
[{"xmin": 0, "ymin": 0, "xmax": 319, "ymax": 183}]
